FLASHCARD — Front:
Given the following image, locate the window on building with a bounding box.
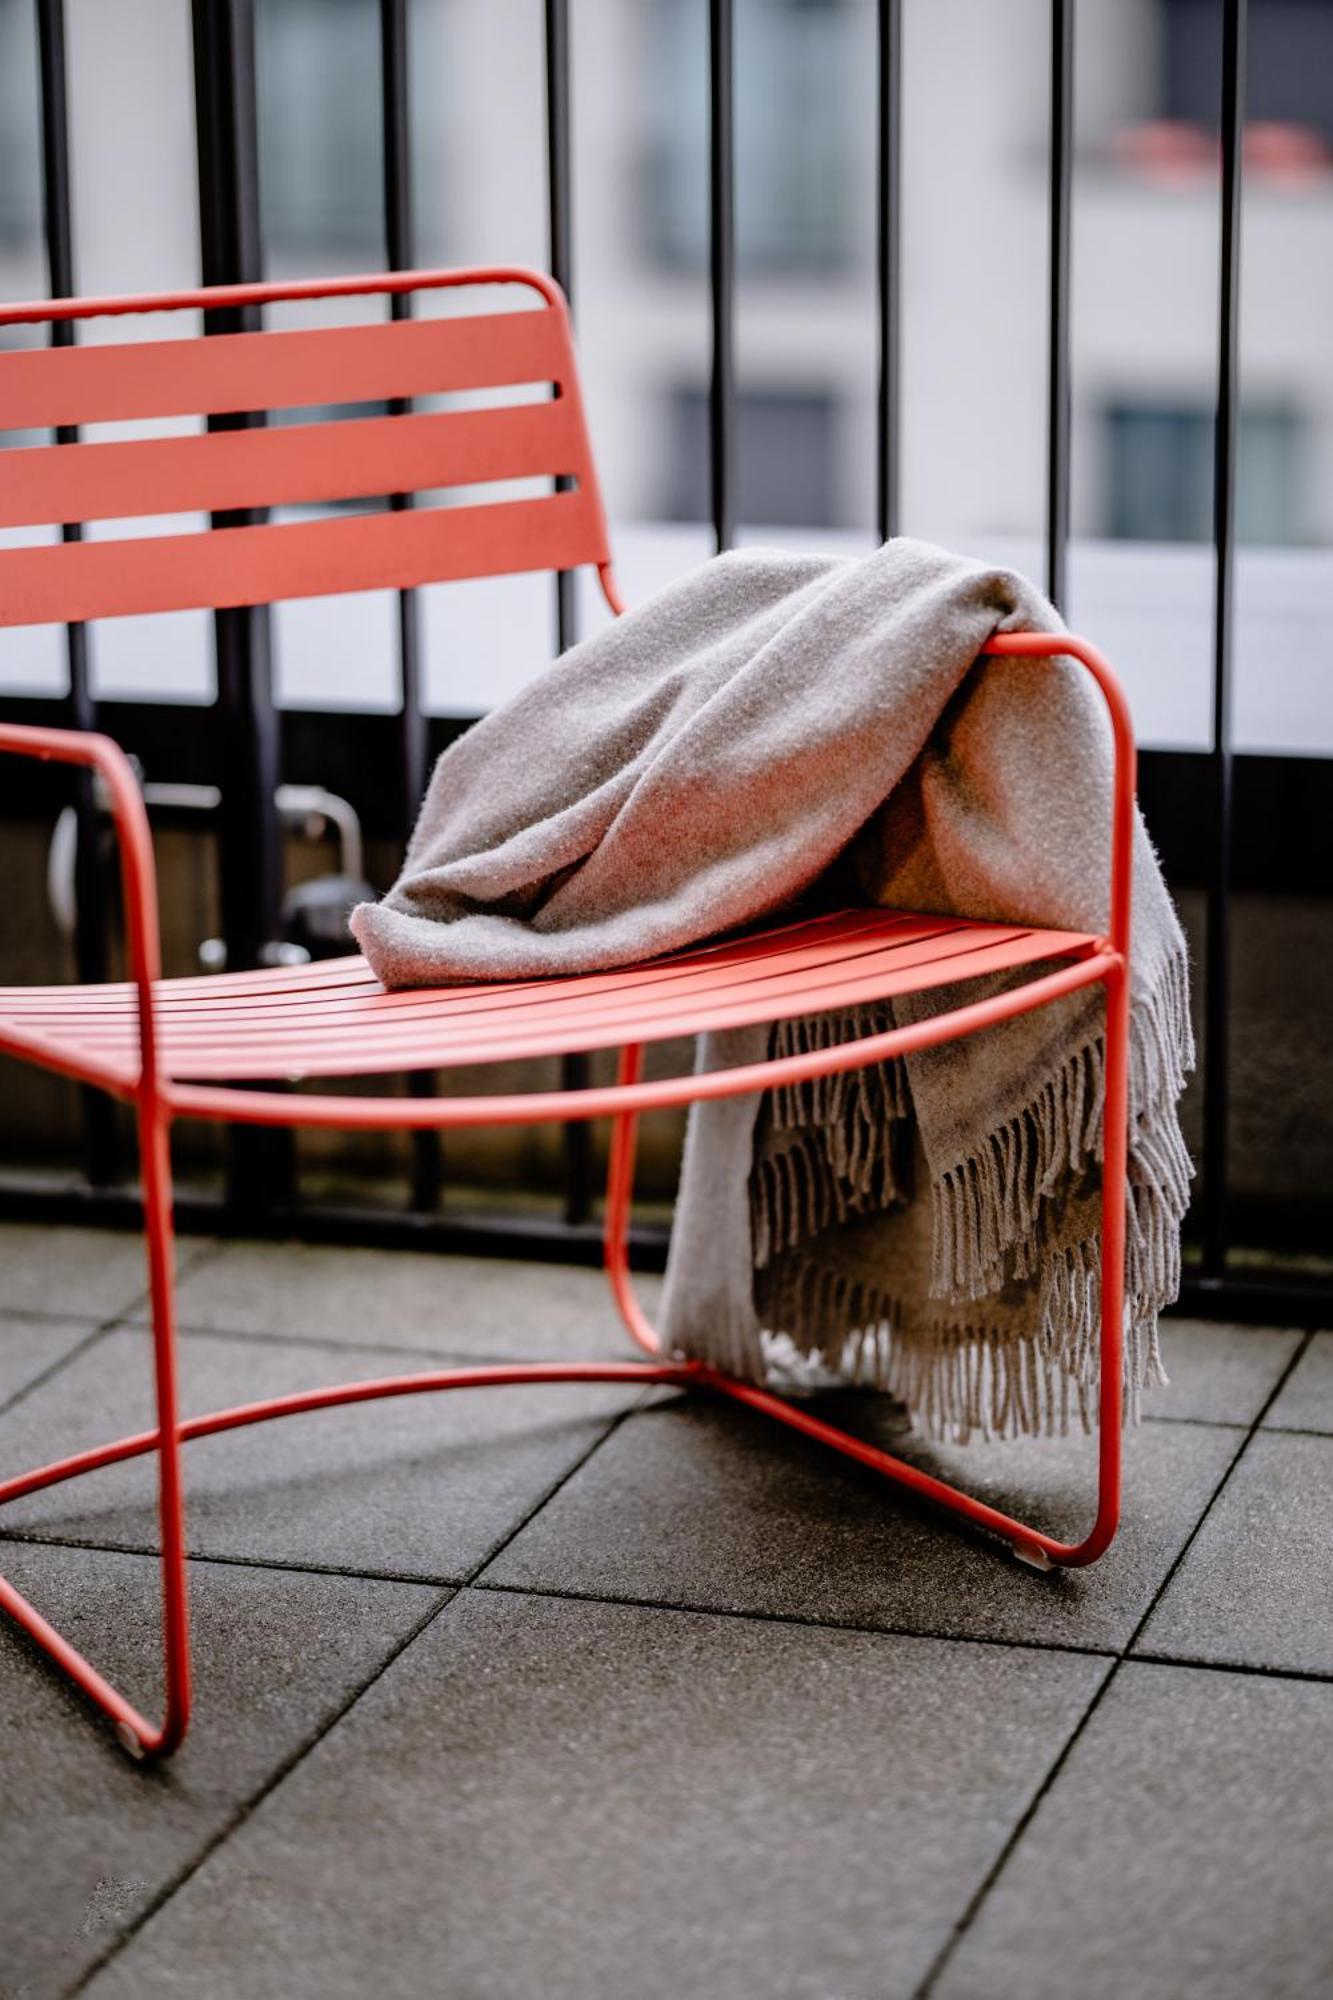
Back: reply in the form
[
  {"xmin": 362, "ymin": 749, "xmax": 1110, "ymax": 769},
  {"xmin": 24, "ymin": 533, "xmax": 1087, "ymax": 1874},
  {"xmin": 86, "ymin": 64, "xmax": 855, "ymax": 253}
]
[
  {"xmin": 1161, "ymin": 0, "xmax": 1333, "ymax": 148},
  {"xmin": 0, "ymin": 0, "xmax": 40, "ymax": 254},
  {"xmin": 256, "ymin": 0, "xmax": 384, "ymax": 258},
  {"xmin": 1103, "ymin": 401, "xmax": 1304, "ymax": 546},
  {"xmin": 663, "ymin": 385, "xmax": 841, "ymax": 528},
  {"xmin": 642, "ymin": 0, "xmax": 860, "ymax": 273}
]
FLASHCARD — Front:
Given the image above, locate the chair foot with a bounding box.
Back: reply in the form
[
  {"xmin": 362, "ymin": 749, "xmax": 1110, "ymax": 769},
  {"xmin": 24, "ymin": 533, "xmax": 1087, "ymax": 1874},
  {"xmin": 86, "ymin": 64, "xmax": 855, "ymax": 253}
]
[
  {"xmin": 1011, "ymin": 1539, "xmax": 1056, "ymax": 1572},
  {"xmin": 115, "ymin": 1719, "xmax": 148, "ymax": 1761}
]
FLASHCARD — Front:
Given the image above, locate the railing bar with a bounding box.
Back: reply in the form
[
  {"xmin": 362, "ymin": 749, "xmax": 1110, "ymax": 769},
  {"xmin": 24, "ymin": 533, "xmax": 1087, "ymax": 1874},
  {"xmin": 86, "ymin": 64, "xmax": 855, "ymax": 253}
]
[
  {"xmin": 876, "ymin": 0, "xmax": 902, "ymax": 545},
  {"xmin": 544, "ymin": 0, "xmax": 578, "ymax": 662},
  {"xmin": 35, "ymin": 0, "xmax": 118, "ymax": 1187},
  {"xmin": 544, "ymin": 0, "xmax": 593, "ymax": 1228},
  {"xmin": 1045, "ymin": 0, "xmax": 1074, "ymax": 612},
  {"xmin": 379, "ymin": 0, "xmax": 426, "ymax": 827},
  {"xmin": 708, "ymin": 0, "xmax": 736, "ymax": 553},
  {"xmin": 34, "ymin": 0, "xmax": 85, "ymax": 725},
  {"xmin": 191, "ymin": 0, "xmax": 280, "ymax": 972},
  {"xmin": 1202, "ymin": 0, "xmax": 1247, "ymax": 1279},
  {"xmin": 191, "ymin": 0, "xmax": 293, "ymax": 1219},
  {"xmin": 380, "ymin": 0, "xmax": 441, "ymax": 1215}
]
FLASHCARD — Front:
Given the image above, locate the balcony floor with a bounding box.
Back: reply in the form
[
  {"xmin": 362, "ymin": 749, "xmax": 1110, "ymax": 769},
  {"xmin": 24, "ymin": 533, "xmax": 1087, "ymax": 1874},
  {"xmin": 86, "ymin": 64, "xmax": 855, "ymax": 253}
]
[{"xmin": 0, "ymin": 1221, "xmax": 1328, "ymax": 2000}]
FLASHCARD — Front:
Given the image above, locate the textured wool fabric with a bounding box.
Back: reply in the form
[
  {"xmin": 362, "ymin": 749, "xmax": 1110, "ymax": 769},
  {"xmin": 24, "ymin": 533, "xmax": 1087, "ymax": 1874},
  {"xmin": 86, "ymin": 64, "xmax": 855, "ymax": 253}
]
[{"xmin": 352, "ymin": 540, "xmax": 1194, "ymax": 1440}]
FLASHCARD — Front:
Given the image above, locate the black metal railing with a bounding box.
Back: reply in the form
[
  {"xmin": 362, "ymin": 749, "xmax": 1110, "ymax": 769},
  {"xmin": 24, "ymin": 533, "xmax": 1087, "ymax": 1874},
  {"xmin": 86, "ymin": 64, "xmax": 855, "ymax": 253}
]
[
  {"xmin": 1203, "ymin": 0, "xmax": 1247, "ymax": 1291},
  {"xmin": 3, "ymin": 0, "xmax": 1330, "ymax": 1323},
  {"xmin": 33, "ymin": 0, "xmax": 115, "ymax": 1187},
  {"xmin": 876, "ymin": 0, "xmax": 901, "ymax": 547}
]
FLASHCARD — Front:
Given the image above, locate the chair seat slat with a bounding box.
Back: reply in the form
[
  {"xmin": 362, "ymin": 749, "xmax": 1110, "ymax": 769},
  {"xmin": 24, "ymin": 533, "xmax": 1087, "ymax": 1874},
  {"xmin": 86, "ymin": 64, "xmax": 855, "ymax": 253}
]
[{"xmin": 0, "ymin": 911, "xmax": 1099, "ymax": 1085}]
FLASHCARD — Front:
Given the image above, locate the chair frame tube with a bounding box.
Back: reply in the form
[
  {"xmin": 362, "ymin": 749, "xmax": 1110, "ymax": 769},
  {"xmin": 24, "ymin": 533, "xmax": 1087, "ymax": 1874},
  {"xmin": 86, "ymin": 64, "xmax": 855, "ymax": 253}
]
[{"xmin": 0, "ymin": 631, "xmax": 1133, "ymax": 1760}]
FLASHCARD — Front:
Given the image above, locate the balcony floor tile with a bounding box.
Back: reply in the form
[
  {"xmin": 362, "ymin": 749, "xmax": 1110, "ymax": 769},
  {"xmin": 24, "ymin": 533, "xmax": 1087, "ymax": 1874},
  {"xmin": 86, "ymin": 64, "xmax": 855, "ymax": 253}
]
[
  {"xmin": 80, "ymin": 1590, "xmax": 1107, "ymax": 2000},
  {"xmin": 1, "ymin": 1234, "xmax": 1321, "ymax": 1999},
  {"xmin": 0, "ymin": 1312, "xmax": 101, "ymax": 1412},
  {"xmin": 1262, "ymin": 1330, "xmax": 1333, "ymax": 1434},
  {"xmin": 1135, "ymin": 1428, "xmax": 1333, "ymax": 1676},
  {"xmin": 0, "ymin": 1222, "xmax": 213, "ymax": 1324},
  {"xmin": 482, "ymin": 1395, "xmax": 1237, "ymax": 1653},
  {"xmin": 1148, "ymin": 1317, "xmax": 1304, "ymax": 1426},
  {"xmin": 933, "ymin": 1661, "xmax": 1333, "ymax": 2000},
  {"xmin": 0, "ymin": 1538, "xmax": 439, "ymax": 1999},
  {"xmin": 135, "ymin": 1236, "xmax": 658, "ymax": 1363},
  {"xmin": 0, "ymin": 1324, "xmax": 643, "ymax": 1584}
]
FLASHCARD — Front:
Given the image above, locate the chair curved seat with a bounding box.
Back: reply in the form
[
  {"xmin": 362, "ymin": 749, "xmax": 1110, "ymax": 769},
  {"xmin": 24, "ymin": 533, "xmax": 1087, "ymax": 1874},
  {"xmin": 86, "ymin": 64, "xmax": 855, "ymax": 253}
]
[{"xmin": 0, "ymin": 906, "xmax": 1099, "ymax": 1088}]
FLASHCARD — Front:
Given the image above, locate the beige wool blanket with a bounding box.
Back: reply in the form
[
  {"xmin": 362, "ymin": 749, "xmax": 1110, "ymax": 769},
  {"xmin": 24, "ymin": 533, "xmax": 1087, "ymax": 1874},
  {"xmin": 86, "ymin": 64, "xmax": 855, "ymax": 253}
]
[{"xmin": 352, "ymin": 540, "xmax": 1194, "ymax": 1441}]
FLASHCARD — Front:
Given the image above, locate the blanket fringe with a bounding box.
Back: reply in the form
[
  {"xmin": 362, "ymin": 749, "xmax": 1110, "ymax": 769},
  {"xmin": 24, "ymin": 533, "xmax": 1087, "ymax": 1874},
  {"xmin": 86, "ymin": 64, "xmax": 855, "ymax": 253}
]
[
  {"xmin": 755, "ymin": 1246, "xmax": 1168, "ymax": 1445},
  {"xmin": 756, "ymin": 1013, "xmax": 911, "ymax": 1265},
  {"xmin": 752, "ymin": 1127, "xmax": 907, "ymax": 1267},
  {"xmin": 931, "ymin": 944, "xmax": 1194, "ymax": 1310},
  {"xmin": 739, "ymin": 942, "xmax": 1192, "ymax": 1441},
  {"xmin": 769, "ymin": 1006, "xmax": 911, "ymax": 1133}
]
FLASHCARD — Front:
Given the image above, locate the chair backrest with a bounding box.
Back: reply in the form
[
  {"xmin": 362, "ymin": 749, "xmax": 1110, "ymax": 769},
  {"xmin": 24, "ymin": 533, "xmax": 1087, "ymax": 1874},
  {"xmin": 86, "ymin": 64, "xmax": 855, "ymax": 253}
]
[{"xmin": 0, "ymin": 266, "xmax": 622, "ymax": 629}]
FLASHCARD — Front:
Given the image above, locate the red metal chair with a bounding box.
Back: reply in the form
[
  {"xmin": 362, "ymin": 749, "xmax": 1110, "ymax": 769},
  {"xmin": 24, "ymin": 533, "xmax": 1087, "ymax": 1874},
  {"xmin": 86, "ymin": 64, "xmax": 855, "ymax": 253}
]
[{"xmin": 0, "ymin": 269, "xmax": 1134, "ymax": 1759}]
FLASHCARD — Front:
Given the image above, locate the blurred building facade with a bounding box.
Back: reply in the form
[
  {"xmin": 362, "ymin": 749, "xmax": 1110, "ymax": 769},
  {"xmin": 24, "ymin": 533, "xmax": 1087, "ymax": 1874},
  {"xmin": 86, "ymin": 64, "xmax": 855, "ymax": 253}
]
[
  {"xmin": 1, "ymin": 0, "xmax": 1331, "ymax": 1249},
  {"xmin": 0, "ymin": 0, "xmax": 1330, "ymax": 749}
]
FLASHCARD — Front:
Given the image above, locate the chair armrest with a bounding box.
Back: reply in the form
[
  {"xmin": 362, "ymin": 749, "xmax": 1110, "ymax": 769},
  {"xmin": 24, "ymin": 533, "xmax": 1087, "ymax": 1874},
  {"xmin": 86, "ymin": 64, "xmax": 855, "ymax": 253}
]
[
  {"xmin": 981, "ymin": 631, "xmax": 1136, "ymax": 965},
  {"xmin": 0, "ymin": 723, "xmax": 162, "ymax": 1084}
]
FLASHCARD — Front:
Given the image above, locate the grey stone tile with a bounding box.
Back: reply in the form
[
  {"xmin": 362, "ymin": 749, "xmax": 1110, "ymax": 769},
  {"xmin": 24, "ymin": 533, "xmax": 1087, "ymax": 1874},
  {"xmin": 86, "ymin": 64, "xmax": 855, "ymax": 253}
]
[
  {"xmin": 138, "ymin": 1235, "xmax": 660, "ymax": 1362},
  {"xmin": 0, "ymin": 1327, "xmax": 646, "ymax": 1583},
  {"xmin": 1264, "ymin": 1330, "xmax": 1333, "ymax": 1434},
  {"xmin": 1136, "ymin": 1430, "xmax": 1333, "ymax": 1675},
  {"xmin": 1148, "ymin": 1317, "xmax": 1303, "ymax": 1426},
  {"xmin": 0, "ymin": 1222, "xmax": 213, "ymax": 1323},
  {"xmin": 0, "ymin": 1313, "xmax": 99, "ymax": 1411},
  {"xmin": 484, "ymin": 1396, "xmax": 1238, "ymax": 1652},
  {"xmin": 935, "ymin": 1662, "xmax": 1333, "ymax": 2000},
  {"xmin": 84, "ymin": 1591, "xmax": 1107, "ymax": 2000},
  {"xmin": 0, "ymin": 1538, "xmax": 438, "ymax": 2000}
]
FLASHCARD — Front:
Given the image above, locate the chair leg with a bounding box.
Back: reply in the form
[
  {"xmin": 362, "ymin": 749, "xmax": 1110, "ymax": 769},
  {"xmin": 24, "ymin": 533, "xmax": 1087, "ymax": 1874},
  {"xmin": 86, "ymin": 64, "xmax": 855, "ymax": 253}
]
[
  {"xmin": 135, "ymin": 1090, "xmax": 192, "ymax": 1757},
  {"xmin": 0, "ymin": 1087, "xmax": 191, "ymax": 1758},
  {"xmin": 1077, "ymin": 952, "xmax": 1129, "ymax": 1563},
  {"xmin": 604, "ymin": 971, "xmax": 1131, "ymax": 1571},
  {"xmin": 602, "ymin": 1045, "xmax": 663, "ymax": 1359}
]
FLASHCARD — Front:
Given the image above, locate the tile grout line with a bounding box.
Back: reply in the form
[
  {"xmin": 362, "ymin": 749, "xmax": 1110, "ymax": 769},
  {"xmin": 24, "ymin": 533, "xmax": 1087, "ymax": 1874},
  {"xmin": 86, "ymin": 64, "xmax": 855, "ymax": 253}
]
[
  {"xmin": 65, "ymin": 1389, "xmax": 648, "ymax": 1996},
  {"xmin": 455, "ymin": 1393, "xmax": 654, "ymax": 1590},
  {"xmin": 7, "ymin": 1524, "xmax": 1328, "ymax": 1686},
  {"xmin": 1102, "ymin": 1329, "xmax": 1313, "ymax": 1663},
  {"xmin": 1142, "ymin": 1410, "xmax": 1322, "ymax": 1434},
  {"xmin": 8, "ymin": 1525, "xmax": 1331, "ymax": 1687},
  {"xmin": 913, "ymin": 1325, "xmax": 1318, "ymax": 2000},
  {"xmin": 29, "ymin": 1309, "xmax": 1272, "ymax": 1435},
  {"xmin": 1127, "ymin": 1651, "xmax": 1333, "ymax": 1687},
  {"xmin": 65, "ymin": 1580, "xmax": 459, "ymax": 2000},
  {"xmin": 470, "ymin": 1574, "xmax": 1122, "ymax": 1667},
  {"xmin": 134, "ymin": 1318, "xmax": 625, "ymax": 1372},
  {"xmin": 0, "ymin": 1304, "xmax": 110, "ymax": 1329},
  {"xmin": 0, "ymin": 1526, "xmax": 471, "ymax": 1591},
  {"xmin": 0, "ymin": 1321, "xmax": 113, "ymax": 1424},
  {"xmin": 0, "ymin": 1238, "xmax": 226, "ymax": 1423},
  {"xmin": 0, "ymin": 1380, "xmax": 663, "ymax": 1594}
]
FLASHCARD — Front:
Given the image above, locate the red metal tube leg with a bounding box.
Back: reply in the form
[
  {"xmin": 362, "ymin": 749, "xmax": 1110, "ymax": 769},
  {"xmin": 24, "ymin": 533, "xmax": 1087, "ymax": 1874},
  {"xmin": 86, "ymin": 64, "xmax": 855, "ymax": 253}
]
[
  {"xmin": 136, "ymin": 1093, "xmax": 192, "ymax": 1758},
  {"xmin": 604, "ymin": 1044, "xmax": 667, "ymax": 1359},
  {"xmin": 0, "ymin": 1093, "xmax": 192, "ymax": 1759}
]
